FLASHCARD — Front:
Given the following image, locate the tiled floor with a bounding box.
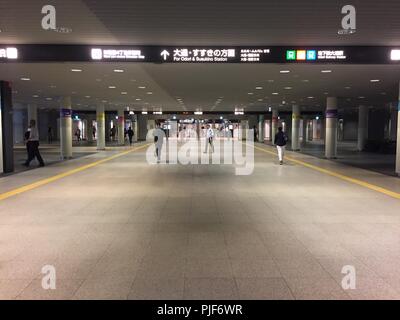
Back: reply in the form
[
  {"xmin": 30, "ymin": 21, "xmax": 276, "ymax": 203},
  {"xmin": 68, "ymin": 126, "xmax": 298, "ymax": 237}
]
[{"xmin": 0, "ymin": 141, "xmax": 400, "ymax": 300}]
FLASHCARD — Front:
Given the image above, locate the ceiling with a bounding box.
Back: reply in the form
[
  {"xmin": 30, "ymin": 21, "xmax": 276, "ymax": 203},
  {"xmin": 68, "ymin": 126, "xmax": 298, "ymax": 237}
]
[
  {"xmin": 1, "ymin": 1, "xmax": 399, "ymax": 113},
  {"xmin": 1, "ymin": 0, "xmax": 400, "ymax": 46},
  {"xmin": 2, "ymin": 63, "xmax": 399, "ymax": 112}
]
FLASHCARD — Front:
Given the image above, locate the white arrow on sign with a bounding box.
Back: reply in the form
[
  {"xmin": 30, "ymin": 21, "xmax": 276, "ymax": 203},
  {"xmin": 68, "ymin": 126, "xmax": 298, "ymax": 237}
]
[{"xmin": 161, "ymin": 50, "xmax": 170, "ymax": 60}]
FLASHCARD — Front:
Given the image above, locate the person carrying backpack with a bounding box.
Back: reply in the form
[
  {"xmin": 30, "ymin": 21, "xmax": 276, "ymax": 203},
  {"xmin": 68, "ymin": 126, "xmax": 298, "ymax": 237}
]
[{"xmin": 274, "ymin": 126, "xmax": 288, "ymax": 165}]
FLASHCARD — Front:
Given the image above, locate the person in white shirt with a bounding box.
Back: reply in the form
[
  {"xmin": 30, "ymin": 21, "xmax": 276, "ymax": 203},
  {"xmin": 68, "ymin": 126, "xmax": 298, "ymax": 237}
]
[
  {"xmin": 24, "ymin": 119, "xmax": 45, "ymax": 167},
  {"xmin": 204, "ymin": 124, "xmax": 214, "ymax": 153},
  {"xmin": 153, "ymin": 123, "xmax": 165, "ymax": 163}
]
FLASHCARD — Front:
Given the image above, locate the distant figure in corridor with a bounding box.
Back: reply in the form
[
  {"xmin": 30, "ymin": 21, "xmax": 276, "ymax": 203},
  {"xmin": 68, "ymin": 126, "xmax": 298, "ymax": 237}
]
[
  {"xmin": 204, "ymin": 124, "xmax": 214, "ymax": 153},
  {"xmin": 127, "ymin": 126, "xmax": 134, "ymax": 146},
  {"xmin": 110, "ymin": 126, "xmax": 116, "ymax": 141},
  {"xmin": 153, "ymin": 123, "xmax": 164, "ymax": 163},
  {"xmin": 92, "ymin": 125, "xmax": 97, "ymax": 140},
  {"xmin": 24, "ymin": 119, "xmax": 45, "ymax": 168},
  {"xmin": 47, "ymin": 126, "xmax": 53, "ymax": 144},
  {"xmin": 274, "ymin": 126, "xmax": 288, "ymax": 165},
  {"xmin": 75, "ymin": 128, "xmax": 82, "ymax": 142}
]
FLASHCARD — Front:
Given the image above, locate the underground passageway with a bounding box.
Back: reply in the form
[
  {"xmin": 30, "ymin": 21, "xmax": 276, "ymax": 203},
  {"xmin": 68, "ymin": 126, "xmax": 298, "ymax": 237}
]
[{"xmin": 0, "ymin": 142, "xmax": 400, "ymax": 299}]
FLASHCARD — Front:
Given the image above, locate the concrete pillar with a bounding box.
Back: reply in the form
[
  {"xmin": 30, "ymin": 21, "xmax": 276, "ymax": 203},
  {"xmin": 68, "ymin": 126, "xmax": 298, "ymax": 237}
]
[
  {"xmin": 291, "ymin": 105, "xmax": 300, "ymax": 150},
  {"xmin": 271, "ymin": 108, "xmax": 278, "ymax": 139},
  {"xmin": 27, "ymin": 104, "xmax": 38, "ymax": 123},
  {"xmin": 86, "ymin": 116, "xmax": 93, "ymax": 142},
  {"xmin": 258, "ymin": 115, "xmax": 264, "ymax": 143},
  {"xmin": 396, "ymin": 82, "xmax": 400, "ymax": 175},
  {"xmin": 96, "ymin": 104, "xmax": 106, "ymax": 150},
  {"xmin": 325, "ymin": 97, "xmax": 338, "ymax": 159},
  {"xmin": 302, "ymin": 116, "xmax": 307, "ymax": 144},
  {"xmin": 357, "ymin": 105, "xmax": 368, "ymax": 151},
  {"xmin": 60, "ymin": 97, "xmax": 73, "ymax": 159},
  {"xmin": 312, "ymin": 119, "xmax": 318, "ymax": 140},
  {"xmin": 118, "ymin": 107, "xmax": 125, "ymax": 145}
]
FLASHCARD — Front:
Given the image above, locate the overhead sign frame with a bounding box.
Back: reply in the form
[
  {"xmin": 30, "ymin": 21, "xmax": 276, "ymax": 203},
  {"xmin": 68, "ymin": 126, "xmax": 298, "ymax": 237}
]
[{"xmin": 0, "ymin": 45, "xmax": 399, "ymax": 64}]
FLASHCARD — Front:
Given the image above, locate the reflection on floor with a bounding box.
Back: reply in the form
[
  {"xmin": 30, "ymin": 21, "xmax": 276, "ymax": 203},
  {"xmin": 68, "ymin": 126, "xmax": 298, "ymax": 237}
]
[
  {"xmin": 0, "ymin": 142, "xmax": 400, "ymax": 300},
  {"xmin": 282, "ymin": 140, "xmax": 396, "ymax": 177}
]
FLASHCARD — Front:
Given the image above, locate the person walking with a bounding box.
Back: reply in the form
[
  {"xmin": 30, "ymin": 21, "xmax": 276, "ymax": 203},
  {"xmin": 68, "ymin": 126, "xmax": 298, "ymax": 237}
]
[
  {"xmin": 153, "ymin": 123, "xmax": 164, "ymax": 163},
  {"xmin": 24, "ymin": 119, "xmax": 45, "ymax": 167},
  {"xmin": 274, "ymin": 126, "xmax": 288, "ymax": 165},
  {"xmin": 75, "ymin": 128, "xmax": 81, "ymax": 142},
  {"xmin": 204, "ymin": 124, "xmax": 214, "ymax": 153},
  {"xmin": 92, "ymin": 125, "xmax": 97, "ymax": 140},
  {"xmin": 127, "ymin": 126, "xmax": 134, "ymax": 146}
]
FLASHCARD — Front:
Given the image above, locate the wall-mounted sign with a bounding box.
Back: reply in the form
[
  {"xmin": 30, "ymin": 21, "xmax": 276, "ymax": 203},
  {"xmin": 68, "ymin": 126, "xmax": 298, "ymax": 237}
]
[
  {"xmin": 91, "ymin": 48, "xmax": 146, "ymax": 61},
  {"xmin": 286, "ymin": 49, "xmax": 346, "ymax": 61},
  {"xmin": 0, "ymin": 47, "xmax": 18, "ymax": 59},
  {"xmin": 159, "ymin": 47, "xmax": 271, "ymax": 63}
]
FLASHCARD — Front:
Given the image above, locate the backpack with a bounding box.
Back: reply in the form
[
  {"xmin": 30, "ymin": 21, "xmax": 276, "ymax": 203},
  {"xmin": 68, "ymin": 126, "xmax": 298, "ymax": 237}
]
[{"xmin": 24, "ymin": 130, "xmax": 30, "ymax": 140}]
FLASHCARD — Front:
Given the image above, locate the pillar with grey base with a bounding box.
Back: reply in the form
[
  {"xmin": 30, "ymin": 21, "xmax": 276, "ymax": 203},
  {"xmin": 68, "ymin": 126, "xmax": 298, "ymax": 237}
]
[
  {"xmin": 60, "ymin": 97, "xmax": 73, "ymax": 159},
  {"xmin": 271, "ymin": 108, "xmax": 278, "ymax": 140},
  {"xmin": 118, "ymin": 107, "xmax": 125, "ymax": 146},
  {"xmin": 396, "ymin": 82, "xmax": 400, "ymax": 176},
  {"xmin": 325, "ymin": 97, "xmax": 338, "ymax": 159},
  {"xmin": 357, "ymin": 105, "xmax": 368, "ymax": 151},
  {"xmin": 291, "ymin": 105, "xmax": 300, "ymax": 151},
  {"xmin": 96, "ymin": 104, "xmax": 106, "ymax": 150}
]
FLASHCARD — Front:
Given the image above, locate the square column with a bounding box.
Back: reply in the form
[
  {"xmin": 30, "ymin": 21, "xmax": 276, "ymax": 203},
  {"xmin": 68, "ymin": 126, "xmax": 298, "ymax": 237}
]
[
  {"xmin": 96, "ymin": 104, "xmax": 106, "ymax": 150},
  {"xmin": 0, "ymin": 81, "xmax": 14, "ymax": 173},
  {"xmin": 325, "ymin": 97, "xmax": 338, "ymax": 159},
  {"xmin": 396, "ymin": 82, "xmax": 400, "ymax": 176},
  {"xmin": 271, "ymin": 108, "xmax": 278, "ymax": 138},
  {"xmin": 60, "ymin": 97, "xmax": 73, "ymax": 159},
  {"xmin": 357, "ymin": 105, "xmax": 369, "ymax": 151},
  {"xmin": 291, "ymin": 105, "xmax": 300, "ymax": 151},
  {"xmin": 118, "ymin": 107, "xmax": 125, "ymax": 145},
  {"xmin": 258, "ymin": 115, "xmax": 264, "ymax": 143}
]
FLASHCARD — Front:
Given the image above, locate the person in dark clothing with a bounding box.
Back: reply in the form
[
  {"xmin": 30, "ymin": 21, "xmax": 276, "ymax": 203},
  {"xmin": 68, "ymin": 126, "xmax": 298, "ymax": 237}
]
[
  {"xmin": 24, "ymin": 119, "xmax": 45, "ymax": 167},
  {"xmin": 274, "ymin": 126, "xmax": 288, "ymax": 165},
  {"xmin": 47, "ymin": 126, "xmax": 53, "ymax": 144},
  {"xmin": 127, "ymin": 126, "xmax": 134, "ymax": 146},
  {"xmin": 253, "ymin": 125, "xmax": 258, "ymax": 142}
]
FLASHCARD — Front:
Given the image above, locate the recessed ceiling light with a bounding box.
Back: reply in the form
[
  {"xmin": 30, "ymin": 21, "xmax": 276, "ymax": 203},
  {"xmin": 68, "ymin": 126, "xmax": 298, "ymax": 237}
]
[
  {"xmin": 95, "ymin": 79, "xmax": 102, "ymax": 82},
  {"xmin": 45, "ymin": 97, "xmax": 52, "ymax": 100},
  {"xmin": 71, "ymin": 69, "xmax": 82, "ymax": 72},
  {"xmin": 358, "ymin": 96, "xmax": 365, "ymax": 99},
  {"xmin": 370, "ymin": 79, "xmax": 380, "ymax": 82},
  {"xmin": 255, "ymin": 86, "xmax": 263, "ymax": 90},
  {"xmin": 32, "ymin": 95, "xmax": 39, "ymax": 98},
  {"xmin": 49, "ymin": 85, "xmax": 56, "ymax": 88},
  {"xmin": 248, "ymin": 92, "xmax": 254, "ymax": 95},
  {"xmin": 85, "ymin": 95, "xmax": 91, "ymax": 98},
  {"xmin": 20, "ymin": 77, "xmax": 31, "ymax": 81},
  {"xmin": 147, "ymin": 92, "xmax": 153, "ymax": 95},
  {"xmin": 258, "ymin": 99, "xmax": 263, "ymax": 101},
  {"xmin": 301, "ymin": 80, "xmax": 309, "ymax": 82},
  {"xmin": 284, "ymin": 87, "xmax": 292, "ymax": 90},
  {"xmin": 113, "ymin": 69, "xmax": 124, "ymax": 73},
  {"xmin": 272, "ymin": 92, "xmax": 279, "ymax": 95},
  {"xmin": 307, "ymin": 96, "xmax": 314, "ymax": 99},
  {"xmin": 267, "ymin": 80, "xmax": 274, "ymax": 82},
  {"xmin": 324, "ymin": 92, "xmax": 329, "ymax": 95},
  {"xmin": 345, "ymin": 86, "xmax": 351, "ymax": 89},
  {"xmin": 321, "ymin": 70, "xmax": 332, "ymax": 73},
  {"xmin": 121, "ymin": 92, "xmax": 127, "ymax": 95},
  {"xmin": 280, "ymin": 70, "xmax": 290, "ymax": 73},
  {"xmin": 138, "ymin": 86, "xmax": 146, "ymax": 89},
  {"xmin": 102, "ymin": 100, "xmax": 108, "ymax": 103},
  {"xmin": 108, "ymin": 86, "xmax": 116, "ymax": 89},
  {"xmin": 136, "ymin": 98, "xmax": 141, "ymax": 101}
]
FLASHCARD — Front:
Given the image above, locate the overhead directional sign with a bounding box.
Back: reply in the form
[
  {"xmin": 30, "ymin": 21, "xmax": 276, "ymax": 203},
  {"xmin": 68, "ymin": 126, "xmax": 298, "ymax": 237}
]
[{"xmin": 0, "ymin": 45, "xmax": 399, "ymax": 64}]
